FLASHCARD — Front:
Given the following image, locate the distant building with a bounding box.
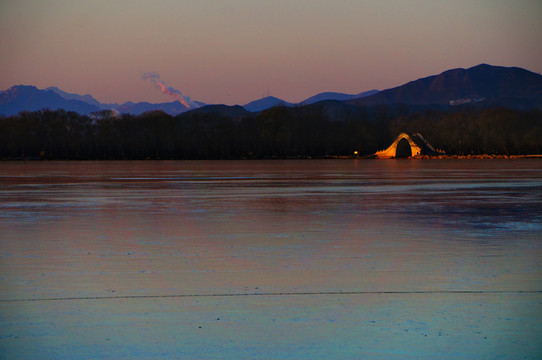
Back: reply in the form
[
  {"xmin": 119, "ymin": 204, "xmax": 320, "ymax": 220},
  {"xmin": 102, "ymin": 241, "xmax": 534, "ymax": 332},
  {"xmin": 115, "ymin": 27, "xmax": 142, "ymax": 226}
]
[{"xmin": 449, "ymin": 97, "xmax": 485, "ymax": 106}]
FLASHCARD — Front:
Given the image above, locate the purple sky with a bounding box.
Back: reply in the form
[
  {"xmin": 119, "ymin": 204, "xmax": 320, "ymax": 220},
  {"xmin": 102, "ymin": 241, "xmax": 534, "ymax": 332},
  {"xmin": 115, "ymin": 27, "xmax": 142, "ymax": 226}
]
[{"xmin": 1, "ymin": 0, "xmax": 541, "ymax": 105}]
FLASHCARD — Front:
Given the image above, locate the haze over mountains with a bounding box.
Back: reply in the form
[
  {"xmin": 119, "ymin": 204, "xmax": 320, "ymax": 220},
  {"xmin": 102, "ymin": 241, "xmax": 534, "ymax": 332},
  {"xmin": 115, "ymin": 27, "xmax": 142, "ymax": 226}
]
[
  {"xmin": 1, "ymin": 64, "xmax": 541, "ymax": 117},
  {"xmin": 0, "ymin": 86, "xmax": 202, "ymax": 116},
  {"xmin": 0, "ymin": 85, "xmax": 379, "ymax": 116},
  {"xmin": 241, "ymin": 90, "xmax": 380, "ymax": 112}
]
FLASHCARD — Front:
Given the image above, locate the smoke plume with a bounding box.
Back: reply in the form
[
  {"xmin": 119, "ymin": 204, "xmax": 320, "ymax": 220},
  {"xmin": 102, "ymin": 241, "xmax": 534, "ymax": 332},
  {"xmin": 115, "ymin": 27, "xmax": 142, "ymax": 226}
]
[{"xmin": 142, "ymin": 72, "xmax": 197, "ymax": 109}]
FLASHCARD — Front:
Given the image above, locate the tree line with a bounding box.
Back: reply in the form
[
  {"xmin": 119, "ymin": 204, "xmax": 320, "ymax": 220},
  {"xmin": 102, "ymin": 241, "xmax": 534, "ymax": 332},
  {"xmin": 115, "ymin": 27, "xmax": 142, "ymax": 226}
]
[{"xmin": 1, "ymin": 105, "xmax": 541, "ymax": 159}]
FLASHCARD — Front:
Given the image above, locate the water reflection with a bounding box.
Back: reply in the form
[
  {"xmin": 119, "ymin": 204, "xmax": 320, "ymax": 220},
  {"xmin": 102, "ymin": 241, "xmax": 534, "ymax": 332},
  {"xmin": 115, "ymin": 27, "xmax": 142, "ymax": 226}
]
[
  {"xmin": 1, "ymin": 160, "xmax": 541, "ymax": 359},
  {"xmin": 1, "ymin": 160, "xmax": 541, "ymax": 298}
]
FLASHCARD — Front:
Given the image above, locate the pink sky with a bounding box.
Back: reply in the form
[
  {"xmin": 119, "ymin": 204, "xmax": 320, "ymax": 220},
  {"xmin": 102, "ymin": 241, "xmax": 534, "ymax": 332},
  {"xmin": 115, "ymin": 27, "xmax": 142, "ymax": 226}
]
[{"xmin": 1, "ymin": 0, "xmax": 541, "ymax": 105}]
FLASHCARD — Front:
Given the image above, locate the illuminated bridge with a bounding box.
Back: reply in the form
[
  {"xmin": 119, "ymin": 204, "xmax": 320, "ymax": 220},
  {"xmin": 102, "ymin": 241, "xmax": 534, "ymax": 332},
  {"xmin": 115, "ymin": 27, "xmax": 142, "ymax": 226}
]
[{"xmin": 375, "ymin": 133, "xmax": 445, "ymax": 158}]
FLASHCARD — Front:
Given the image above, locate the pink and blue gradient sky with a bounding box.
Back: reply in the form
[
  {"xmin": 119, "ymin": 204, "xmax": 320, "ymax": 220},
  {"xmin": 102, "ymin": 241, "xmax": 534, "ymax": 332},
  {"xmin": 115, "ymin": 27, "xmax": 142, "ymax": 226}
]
[{"xmin": 1, "ymin": 0, "xmax": 541, "ymax": 105}]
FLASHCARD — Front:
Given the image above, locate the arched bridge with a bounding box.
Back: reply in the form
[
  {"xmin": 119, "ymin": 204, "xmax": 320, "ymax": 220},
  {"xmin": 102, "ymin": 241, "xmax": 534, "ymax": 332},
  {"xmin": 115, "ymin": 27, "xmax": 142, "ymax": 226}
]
[{"xmin": 375, "ymin": 133, "xmax": 445, "ymax": 158}]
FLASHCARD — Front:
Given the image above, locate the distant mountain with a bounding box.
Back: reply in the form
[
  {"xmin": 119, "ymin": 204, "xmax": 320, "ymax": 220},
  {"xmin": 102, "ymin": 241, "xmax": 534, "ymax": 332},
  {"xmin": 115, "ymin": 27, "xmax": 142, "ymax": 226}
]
[
  {"xmin": 350, "ymin": 64, "xmax": 542, "ymax": 107},
  {"xmin": 116, "ymin": 101, "xmax": 190, "ymax": 116},
  {"xmin": 301, "ymin": 90, "xmax": 379, "ymax": 105},
  {"xmin": 0, "ymin": 85, "xmax": 101, "ymax": 116},
  {"xmin": 0, "ymin": 85, "xmax": 202, "ymax": 116},
  {"xmin": 4, "ymin": 64, "xmax": 541, "ymax": 116},
  {"xmin": 242, "ymin": 96, "xmax": 294, "ymax": 112},
  {"xmin": 193, "ymin": 101, "xmax": 207, "ymax": 108},
  {"xmin": 47, "ymin": 86, "xmax": 199, "ymax": 115},
  {"xmin": 241, "ymin": 91, "xmax": 380, "ymax": 112},
  {"xmin": 182, "ymin": 104, "xmax": 251, "ymax": 118},
  {"xmin": 45, "ymin": 86, "xmax": 106, "ymax": 108}
]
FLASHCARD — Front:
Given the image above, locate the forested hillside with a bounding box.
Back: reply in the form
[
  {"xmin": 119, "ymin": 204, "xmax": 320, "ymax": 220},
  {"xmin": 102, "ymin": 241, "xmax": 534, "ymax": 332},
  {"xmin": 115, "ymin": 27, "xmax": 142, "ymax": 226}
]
[{"xmin": 1, "ymin": 105, "xmax": 541, "ymax": 160}]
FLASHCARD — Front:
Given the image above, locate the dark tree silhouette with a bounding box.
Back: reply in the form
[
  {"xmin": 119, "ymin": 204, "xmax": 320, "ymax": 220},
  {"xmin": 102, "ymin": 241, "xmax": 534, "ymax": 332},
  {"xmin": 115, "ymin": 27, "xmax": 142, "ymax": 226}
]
[{"xmin": 1, "ymin": 105, "xmax": 541, "ymax": 159}]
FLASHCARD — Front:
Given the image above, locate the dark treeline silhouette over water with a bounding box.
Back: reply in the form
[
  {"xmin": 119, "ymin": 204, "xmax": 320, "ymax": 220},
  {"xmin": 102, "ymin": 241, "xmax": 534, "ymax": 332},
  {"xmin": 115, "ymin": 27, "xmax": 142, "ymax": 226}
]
[{"xmin": 1, "ymin": 104, "xmax": 541, "ymax": 159}]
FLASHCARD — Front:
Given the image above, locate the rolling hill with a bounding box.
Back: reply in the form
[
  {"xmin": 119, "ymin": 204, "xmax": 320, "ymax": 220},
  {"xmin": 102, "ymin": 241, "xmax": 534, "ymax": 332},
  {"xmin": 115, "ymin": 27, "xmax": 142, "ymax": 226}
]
[
  {"xmin": 301, "ymin": 89, "xmax": 379, "ymax": 105},
  {"xmin": 242, "ymin": 96, "xmax": 294, "ymax": 112},
  {"xmin": 350, "ymin": 64, "xmax": 542, "ymax": 107}
]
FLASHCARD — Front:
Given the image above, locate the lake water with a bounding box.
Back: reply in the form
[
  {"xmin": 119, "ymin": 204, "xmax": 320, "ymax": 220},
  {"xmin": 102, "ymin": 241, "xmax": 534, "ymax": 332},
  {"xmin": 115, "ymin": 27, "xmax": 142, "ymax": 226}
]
[{"xmin": 1, "ymin": 160, "xmax": 541, "ymax": 359}]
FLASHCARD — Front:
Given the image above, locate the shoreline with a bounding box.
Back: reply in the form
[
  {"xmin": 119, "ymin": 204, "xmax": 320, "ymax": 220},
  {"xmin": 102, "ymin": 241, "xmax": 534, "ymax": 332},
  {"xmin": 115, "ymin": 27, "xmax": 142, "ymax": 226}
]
[
  {"xmin": 334, "ymin": 154, "xmax": 542, "ymax": 160},
  {"xmin": 2, "ymin": 154, "xmax": 542, "ymax": 161},
  {"xmin": 410, "ymin": 154, "xmax": 542, "ymax": 160}
]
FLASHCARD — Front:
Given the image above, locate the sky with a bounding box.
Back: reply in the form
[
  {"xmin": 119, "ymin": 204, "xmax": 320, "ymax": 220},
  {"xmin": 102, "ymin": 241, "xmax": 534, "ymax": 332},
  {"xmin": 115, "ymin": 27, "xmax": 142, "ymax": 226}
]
[{"xmin": 1, "ymin": 0, "xmax": 541, "ymax": 106}]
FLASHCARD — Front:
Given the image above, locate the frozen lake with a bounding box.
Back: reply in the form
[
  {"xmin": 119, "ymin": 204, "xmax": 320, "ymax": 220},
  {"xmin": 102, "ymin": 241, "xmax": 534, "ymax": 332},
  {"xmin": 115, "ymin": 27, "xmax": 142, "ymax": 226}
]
[{"xmin": 1, "ymin": 160, "xmax": 541, "ymax": 359}]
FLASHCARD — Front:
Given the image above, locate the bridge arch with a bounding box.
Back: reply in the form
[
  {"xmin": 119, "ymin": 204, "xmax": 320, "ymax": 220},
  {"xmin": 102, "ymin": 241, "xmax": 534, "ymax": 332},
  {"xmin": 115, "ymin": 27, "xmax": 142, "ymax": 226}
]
[
  {"xmin": 375, "ymin": 133, "xmax": 422, "ymax": 158},
  {"xmin": 395, "ymin": 137, "xmax": 412, "ymax": 157}
]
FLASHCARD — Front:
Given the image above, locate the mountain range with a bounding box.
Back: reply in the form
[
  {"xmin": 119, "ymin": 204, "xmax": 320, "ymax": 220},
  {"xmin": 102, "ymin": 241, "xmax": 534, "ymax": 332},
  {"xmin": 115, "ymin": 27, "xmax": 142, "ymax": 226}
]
[
  {"xmin": 0, "ymin": 85, "xmax": 380, "ymax": 116},
  {"xmin": 241, "ymin": 90, "xmax": 380, "ymax": 112},
  {"xmin": 2, "ymin": 64, "xmax": 541, "ymax": 117},
  {"xmin": 349, "ymin": 64, "xmax": 542, "ymax": 108},
  {"xmin": 0, "ymin": 85, "xmax": 101, "ymax": 116}
]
